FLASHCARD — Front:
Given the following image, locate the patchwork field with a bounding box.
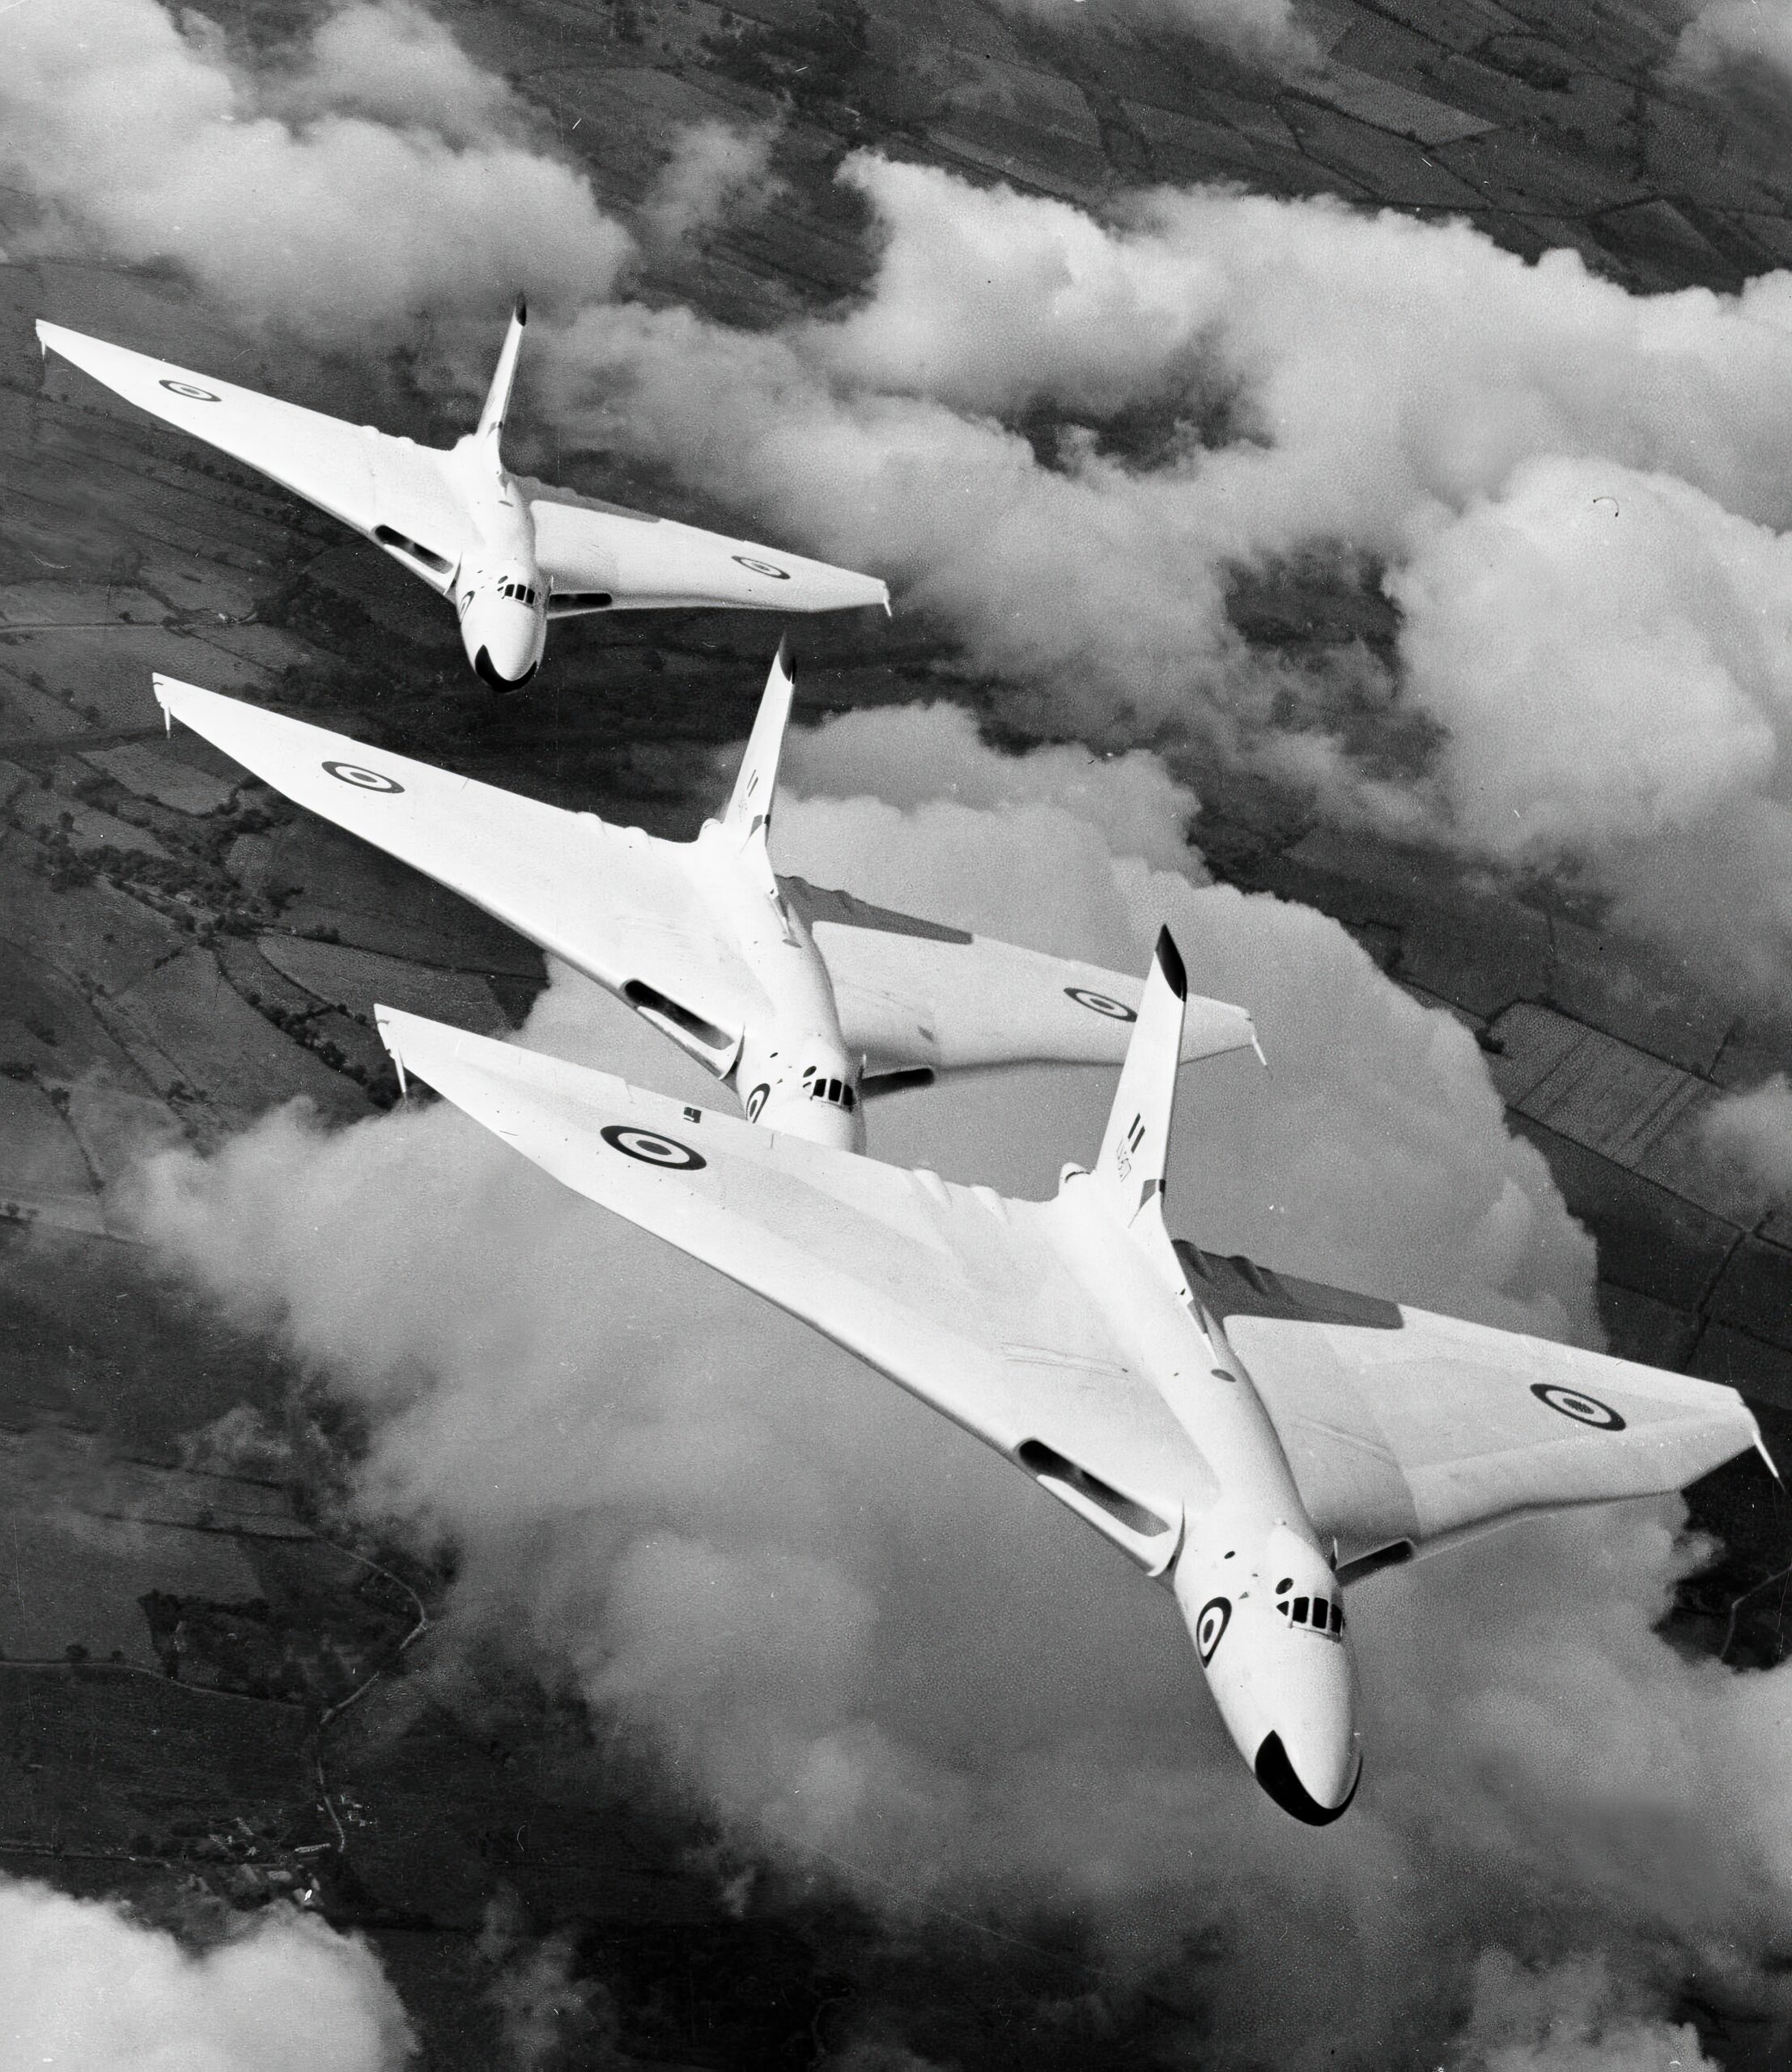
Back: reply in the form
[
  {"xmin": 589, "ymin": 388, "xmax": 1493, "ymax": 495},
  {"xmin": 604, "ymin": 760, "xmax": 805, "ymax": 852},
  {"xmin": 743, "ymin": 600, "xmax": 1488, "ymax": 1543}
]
[{"xmin": 3, "ymin": 0, "xmax": 1792, "ymax": 2063}]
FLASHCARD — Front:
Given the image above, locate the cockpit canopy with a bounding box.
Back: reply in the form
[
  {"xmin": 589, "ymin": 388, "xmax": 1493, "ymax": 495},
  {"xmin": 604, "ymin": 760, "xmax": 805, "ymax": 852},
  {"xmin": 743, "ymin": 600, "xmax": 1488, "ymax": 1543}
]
[
  {"xmin": 1275, "ymin": 1578, "xmax": 1345, "ymax": 1640},
  {"xmin": 803, "ymin": 1069, "xmax": 857, "ymax": 1112},
  {"xmin": 498, "ymin": 580, "xmax": 539, "ymax": 606}
]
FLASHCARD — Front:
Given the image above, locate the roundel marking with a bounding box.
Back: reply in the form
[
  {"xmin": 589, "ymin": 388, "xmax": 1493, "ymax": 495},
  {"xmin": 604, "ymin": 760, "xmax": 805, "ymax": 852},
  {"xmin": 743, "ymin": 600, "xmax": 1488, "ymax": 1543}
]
[
  {"xmin": 1065, "ymin": 986, "xmax": 1136, "ymax": 1022},
  {"xmin": 1195, "ymin": 1596, "xmax": 1231, "ymax": 1665},
  {"xmin": 322, "ymin": 760, "xmax": 405, "ymax": 795},
  {"xmin": 159, "ymin": 378, "xmax": 220, "ymax": 402},
  {"xmin": 599, "ymin": 1123, "xmax": 707, "ymax": 1171},
  {"xmin": 745, "ymin": 1084, "xmax": 771, "ymax": 1123},
  {"xmin": 731, "ymin": 554, "xmax": 790, "ymax": 580},
  {"xmin": 1530, "ymin": 1382, "xmax": 1625, "ymax": 1432}
]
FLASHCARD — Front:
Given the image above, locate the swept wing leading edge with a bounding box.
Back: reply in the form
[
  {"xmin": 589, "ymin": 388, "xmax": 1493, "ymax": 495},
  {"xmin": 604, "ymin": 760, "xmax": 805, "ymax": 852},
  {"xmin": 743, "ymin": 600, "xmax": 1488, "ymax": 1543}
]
[
  {"xmin": 153, "ymin": 676, "xmax": 756, "ymax": 1055},
  {"xmin": 37, "ymin": 320, "xmax": 466, "ymax": 588},
  {"xmin": 151, "ymin": 677, "xmax": 1254, "ymax": 1089},
  {"xmin": 374, "ymin": 1005, "xmax": 1762, "ymax": 1568},
  {"xmin": 373, "ymin": 1004, "xmax": 1201, "ymax": 1543},
  {"xmin": 37, "ymin": 321, "xmax": 890, "ymax": 619}
]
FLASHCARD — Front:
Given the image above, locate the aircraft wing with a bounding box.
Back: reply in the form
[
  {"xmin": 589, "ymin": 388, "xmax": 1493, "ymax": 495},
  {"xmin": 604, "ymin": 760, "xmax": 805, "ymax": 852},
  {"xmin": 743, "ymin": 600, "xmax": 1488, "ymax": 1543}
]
[
  {"xmin": 154, "ymin": 677, "xmax": 756, "ymax": 1066},
  {"xmin": 524, "ymin": 485, "xmax": 890, "ymax": 616},
  {"xmin": 783, "ymin": 879, "xmax": 1259, "ymax": 1075},
  {"xmin": 37, "ymin": 322, "xmax": 467, "ymax": 591},
  {"xmin": 376, "ymin": 1008, "xmax": 1208, "ymax": 1569},
  {"xmin": 1177, "ymin": 1246, "xmax": 1767, "ymax": 1570}
]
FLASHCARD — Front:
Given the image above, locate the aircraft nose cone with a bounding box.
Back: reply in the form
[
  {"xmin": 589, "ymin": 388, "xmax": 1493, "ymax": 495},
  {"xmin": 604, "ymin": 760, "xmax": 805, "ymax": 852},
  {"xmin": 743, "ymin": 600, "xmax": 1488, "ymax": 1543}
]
[
  {"xmin": 473, "ymin": 642, "xmax": 539, "ymax": 693},
  {"xmin": 490, "ymin": 609, "xmax": 540, "ymax": 682},
  {"xmin": 1254, "ymin": 1729, "xmax": 1361, "ymax": 1826}
]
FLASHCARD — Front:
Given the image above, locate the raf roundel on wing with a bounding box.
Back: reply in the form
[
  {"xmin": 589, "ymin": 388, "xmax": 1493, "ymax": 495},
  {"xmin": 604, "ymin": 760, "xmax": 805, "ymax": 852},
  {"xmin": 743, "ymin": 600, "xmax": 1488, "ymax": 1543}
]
[
  {"xmin": 323, "ymin": 760, "xmax": 405, "ymax": 795},
  {"xmin": 1531, "ymin": 1382, "xmax": 1625, "ymax": 1430},
  {"xmin": 1065, "ymin": 986, "xmax": 1137, "ymax": 1021},
  {"xmin": 599, "ymin": 1124, "xmax": 707, "ymax": 1171}
]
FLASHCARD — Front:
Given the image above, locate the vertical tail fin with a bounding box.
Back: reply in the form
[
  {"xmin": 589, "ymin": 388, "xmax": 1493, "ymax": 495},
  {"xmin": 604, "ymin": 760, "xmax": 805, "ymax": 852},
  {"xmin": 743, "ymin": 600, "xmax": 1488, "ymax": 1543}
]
[
  {"xmin": 721, "ymin": 638, "xmax": 794, "ymax": 851},
  {"xmin": 1092, "ymin": 929, "xmax": 1187, "ymax": 1229},
  {"xmin": 477, "ymin": 295, "xmax": 527, "ymax": 447}
]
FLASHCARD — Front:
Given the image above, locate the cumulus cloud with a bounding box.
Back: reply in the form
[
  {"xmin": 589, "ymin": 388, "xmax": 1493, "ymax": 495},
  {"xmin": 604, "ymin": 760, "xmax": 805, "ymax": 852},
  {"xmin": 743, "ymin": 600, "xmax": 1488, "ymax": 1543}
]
[
  {"xmin": 1450, "ymin": 1951, "xmax": 1718, "ymax": 2072},
  {"xmin": 19, "ymin": 4, "xmax": 1792, "ymax": 987},
  {"xmin": 523, "ymin": 155, "xmax": 1792, "ymax": 991},
  {"xmin": 1675, "ymin": 1, "xmax": 1792, "ymax": 91},
  {"xmin": 1701, "ymin": 1072, "xmax": 1792, "ymax": 1199},
  {"xmin": 127, "ymin": 711, "xmax": 1792, "ymax": 2064},
  {"xmin": 0, "ymin": 1877, "xmax": 411, "ymax": 2071},
  {"xmin": 0, "ymin": 0, "xmax": 631, "ymax": 340},
  {"xmin": 638, "ymin": 118, "xmax": 782, "ymax": 252},
  {"xmin": 776, "ymin": 700, "xmax": 1203, "ymax": 870},
  {"xmin": 1385, "ymin": 454, "xmax": 1792, "ymax": 991}
]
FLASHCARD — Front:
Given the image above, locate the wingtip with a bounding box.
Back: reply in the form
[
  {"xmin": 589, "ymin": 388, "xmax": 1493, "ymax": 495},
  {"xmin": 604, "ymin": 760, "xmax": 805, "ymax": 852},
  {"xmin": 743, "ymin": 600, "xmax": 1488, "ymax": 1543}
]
[
  {"xmin": 1153, "ymin": 927, "xmax": 1187, "ymax": 1002},
  {"xmin": 774, "ymin": 631, "xmax": 794, "ymax": 681},
  {"xmin": 514, "ymin": 293, "xmax": 528, "ymax": 326},
  {"xmin": 1757, "ymin": 1429, "xmax": 1781, "ymax": 1483}
]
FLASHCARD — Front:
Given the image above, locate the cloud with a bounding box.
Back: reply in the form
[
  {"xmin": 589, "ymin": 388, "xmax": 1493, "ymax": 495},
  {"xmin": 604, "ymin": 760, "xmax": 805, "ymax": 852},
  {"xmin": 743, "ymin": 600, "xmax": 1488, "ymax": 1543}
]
[
  {"xmin": 0, "ymin": 0, "xmax": 631, "ymax": 341},
  {"xmin": 1450, "ymin": 1951, "xmax": 1718, "ymax": 2072},
  {"xmin": 638, "ymin": 118, "xmax": 782, "ymax": 251},
  {"xmin": 0, "ymin": 1877, "xmax": 411, "ymax": 2072},
  {"xmin": 474, "ymin": 1896, "xmax": 614, "ymax": 2070},
  {"xmin": 1674, "ymin": 2, "xmax": 1792, "ymax": 91},
  {"xmin": 776, "ymin": 700, "xmax": 1204, "ymax": 871},
  {"xmin": 126, "ymin": 711, "xmax": 1792, "ymax": 2065},
  {"xmin": 1701, "ymin": 1072, "xmax": 1792, "ymax": 1199},
  {"xmin": 1383, "ymin": 453, "xmax": 1792, "ymax": 991},
  {"xmin": 17, "ymin": 6, "xmax": 1792, "ymax": 988},
  {"xmin": 524, "ymin": 155, "xmax": 1792, "ymax": 992}
]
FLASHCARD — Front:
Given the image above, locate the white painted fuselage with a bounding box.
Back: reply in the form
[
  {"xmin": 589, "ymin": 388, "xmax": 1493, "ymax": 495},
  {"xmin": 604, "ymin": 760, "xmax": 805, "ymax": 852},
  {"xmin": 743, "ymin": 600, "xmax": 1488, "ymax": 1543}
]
[
  {"xmin": 445, "ymin": 428, "xmax": 549, "ymax": 691},
  {"xmin": 685, "ymin": 820, "xmax": 863, "ymax": 1153},
  {"xmin": 1049, "ymin": 1174, "xmax": 1361, "ymax": 1822}
]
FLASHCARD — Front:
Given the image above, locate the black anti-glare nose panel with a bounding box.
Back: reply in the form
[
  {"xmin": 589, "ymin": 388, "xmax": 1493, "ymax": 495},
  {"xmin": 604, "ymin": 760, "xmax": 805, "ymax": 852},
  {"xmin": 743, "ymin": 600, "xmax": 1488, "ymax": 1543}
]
[
  {"xmin": 1254, "ymin": 1732, "xmax": 1358, "ymax": 1826},
  {"xmin": 473, "ymin": 647, "xmax": 538, "ymax": 694}
]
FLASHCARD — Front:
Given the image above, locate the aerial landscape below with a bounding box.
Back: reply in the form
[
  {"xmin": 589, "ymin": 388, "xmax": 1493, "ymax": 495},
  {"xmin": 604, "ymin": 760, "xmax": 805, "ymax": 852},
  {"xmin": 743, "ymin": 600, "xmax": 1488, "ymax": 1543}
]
[{"xmin": 6, "ymin": 0, "xmax": 1792, "ymax": 2067}]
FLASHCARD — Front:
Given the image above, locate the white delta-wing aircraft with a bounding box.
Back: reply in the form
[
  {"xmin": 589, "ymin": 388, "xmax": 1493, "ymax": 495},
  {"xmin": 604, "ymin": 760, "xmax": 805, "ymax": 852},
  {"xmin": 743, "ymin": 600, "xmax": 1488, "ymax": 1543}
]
[
  {"xmin": 37, "ymin": 306, "xmax": 889, "ymax": 690},
  {"xmin": 154, "ymin": 654, "xmax": 1259, "ymax": 1147},
  {"xmin": 372, "ymin": 934, "xmax": 1767, "ymax": 1823}
]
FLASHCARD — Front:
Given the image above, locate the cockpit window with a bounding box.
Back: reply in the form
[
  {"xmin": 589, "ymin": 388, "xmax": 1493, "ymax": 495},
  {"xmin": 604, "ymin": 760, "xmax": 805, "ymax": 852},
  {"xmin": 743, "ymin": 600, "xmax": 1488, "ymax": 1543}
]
[
  {"xmin": 1276, "ymin": 1585, "xmax": 1345, "ymax": 1641},
  {"xmin": 806, "ymin": 1077, "xmax": 858, "ymax": 1110}
]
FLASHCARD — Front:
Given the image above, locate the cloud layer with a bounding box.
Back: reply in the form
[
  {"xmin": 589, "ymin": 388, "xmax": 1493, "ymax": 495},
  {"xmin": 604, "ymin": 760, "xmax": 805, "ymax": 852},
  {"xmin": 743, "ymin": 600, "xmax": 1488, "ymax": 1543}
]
[
  {"xmin": 128, "ymin": 708, "xmax": 1792, "ymax": 2064},
  {"xmin": 0, "ymin": 1879, "xmax": 411, "ymax": 2072},
  {"xmin": 529, "ymin": 158, "xmax": 1792, "ymax": 993},
  {"xmin": 18, "ymin": 0, "xmax": 1792, "ymax": 991},
  {"xmin": 0, "ymin": 0, "xmax": 631, "ymax": 338}
]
